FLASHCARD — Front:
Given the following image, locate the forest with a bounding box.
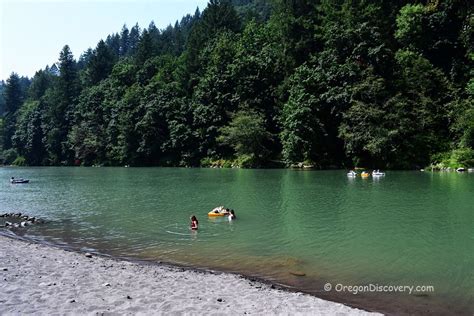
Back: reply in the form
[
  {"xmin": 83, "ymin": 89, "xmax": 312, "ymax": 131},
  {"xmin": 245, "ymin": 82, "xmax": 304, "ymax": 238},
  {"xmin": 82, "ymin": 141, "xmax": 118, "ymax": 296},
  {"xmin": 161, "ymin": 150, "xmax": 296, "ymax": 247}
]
[{"xmin": 1, "ymin": 0, "xmax": 473, "ymax": 169}]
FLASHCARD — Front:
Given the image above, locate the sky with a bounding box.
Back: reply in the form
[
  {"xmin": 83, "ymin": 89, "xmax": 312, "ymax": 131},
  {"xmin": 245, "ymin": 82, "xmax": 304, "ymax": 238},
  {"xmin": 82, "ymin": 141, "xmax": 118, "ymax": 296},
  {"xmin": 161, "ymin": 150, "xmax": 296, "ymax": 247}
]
[{"xmin": 0, "ymin": 0, "xmax": 209, "ymax": 81}]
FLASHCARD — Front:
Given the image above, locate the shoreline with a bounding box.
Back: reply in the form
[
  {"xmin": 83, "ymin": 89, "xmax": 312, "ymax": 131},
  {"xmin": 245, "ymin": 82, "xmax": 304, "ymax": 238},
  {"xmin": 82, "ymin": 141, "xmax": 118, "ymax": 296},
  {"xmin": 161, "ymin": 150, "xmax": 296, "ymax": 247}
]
[{"xmin": 0, "ymin": 234, "xmax": 380, "ymax": 315}]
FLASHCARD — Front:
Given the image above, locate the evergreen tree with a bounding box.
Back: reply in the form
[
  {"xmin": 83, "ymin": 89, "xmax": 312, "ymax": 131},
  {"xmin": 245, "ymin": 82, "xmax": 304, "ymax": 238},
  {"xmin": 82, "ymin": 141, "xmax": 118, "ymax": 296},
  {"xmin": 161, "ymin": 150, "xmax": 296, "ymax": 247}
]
[
  {"xmin": 105, "ymin": 33, "xmax": 121, "ymax": 58},
  {"xmin": 48, "ymin": 64, "xmax": 60, "ymax": 76},
  {"xmin": 88, "ymin": 40, "xmax": 115, "ymax": 84},
  {"xmin": 2, "ymin": 73, "xmax": 24, "ymax": 150},
  {"xmin": 77, "ymin": 48, "xmax": 94, "ymax": 70},
  {"xmin": 44, "ymin": 45, "xmax": 80, "ymax": 164},
  {"xmin": 186, "ymin": 0, "xmax": 241, "ymax": 77},
  {"xmin": 129, "ymin": 23, "xmax": 141, "ymax": 55},
  {"xmin": 120, "ymin": 25, "xmax": 130, "ymax": 56},
  {"xmin": 0, "ymin": 81, "xmax": 5, "ymax": 116},
  {"xmin": 28, "ymin": 70, "xmax": 52, "ymax": 100},
  {"xmin": 136, "ymin": 29, "xmax": 154, "ymax": 65}
]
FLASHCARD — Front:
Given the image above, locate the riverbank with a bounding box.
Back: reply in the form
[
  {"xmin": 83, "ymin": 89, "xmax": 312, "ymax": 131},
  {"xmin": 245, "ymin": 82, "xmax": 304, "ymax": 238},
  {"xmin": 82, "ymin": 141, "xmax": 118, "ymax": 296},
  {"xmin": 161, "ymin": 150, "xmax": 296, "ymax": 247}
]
[{"xmin": 0, "ymin": 235, "xmax": 378, "ymax": 315}]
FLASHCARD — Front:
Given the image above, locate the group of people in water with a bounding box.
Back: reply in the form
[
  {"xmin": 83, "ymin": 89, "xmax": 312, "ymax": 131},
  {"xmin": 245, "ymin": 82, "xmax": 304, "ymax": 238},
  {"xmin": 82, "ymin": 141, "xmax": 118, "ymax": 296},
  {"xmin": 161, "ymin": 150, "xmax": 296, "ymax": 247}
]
[{"xmin": 190, "ymin": 207, "xmax": 236, "ymax": 230}]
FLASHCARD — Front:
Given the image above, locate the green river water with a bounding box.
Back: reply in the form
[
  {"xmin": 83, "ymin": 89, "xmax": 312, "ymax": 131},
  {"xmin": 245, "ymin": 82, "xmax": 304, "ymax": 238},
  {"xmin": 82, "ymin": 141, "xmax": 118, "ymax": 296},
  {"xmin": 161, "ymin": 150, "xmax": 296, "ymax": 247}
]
[{"xmin": 0, "ymin": 167, "xmax": 472, "ymax": 314}]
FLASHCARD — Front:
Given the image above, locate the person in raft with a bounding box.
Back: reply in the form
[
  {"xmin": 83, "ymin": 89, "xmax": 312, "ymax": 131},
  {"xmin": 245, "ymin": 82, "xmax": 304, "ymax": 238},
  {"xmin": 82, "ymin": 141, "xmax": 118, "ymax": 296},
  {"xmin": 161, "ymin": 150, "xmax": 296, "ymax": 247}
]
[
  {"xmin": 190, "ymin": 215, "xmax": 199, "ymax": 230},
  {"xmin": 228, "ymin": 209, "xmax": 236, "ymax": 220}
]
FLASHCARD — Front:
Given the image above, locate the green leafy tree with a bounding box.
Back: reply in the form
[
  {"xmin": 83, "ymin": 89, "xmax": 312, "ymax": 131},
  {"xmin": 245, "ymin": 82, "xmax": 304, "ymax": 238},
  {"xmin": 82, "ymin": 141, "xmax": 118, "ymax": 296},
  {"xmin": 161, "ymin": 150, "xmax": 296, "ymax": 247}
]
[
  {"xmin": 269, "ymin": 0, "xmax": 321, "ymax": 71},
  {"xmin": 339, "ymin": 72, "xmax": 391, "ymax": 167},
  {"xmin": 396, "ymin": 1, "xmax": 472, "ymax": 84},
  {"xmin": 110, "ymin": 58, "xmax": 137, "ymax": 87},
  {"xmin": 280, "ymin": 0, "xmax": 398, "ymax": 167},
  {"xmin": 232, "ymin": 21, "xmax": 284, "ymax": 128},
  {"xmin": 395, "ymin": 4, "xmax": 425, "ymax": 50},
  {"xmin": 12, "ymin": 101, "xmax": 46, "ymax": 165},
  {"xmin": 192, "ymin": 31, "xmax": 239, "ymax": 157},
  {"xmin": 340, "ymin": 50, "xmax": 453, "ymax": 168},
  {"xmin": 134, "ymin": 93, "xmax": 169, "ymax": 164},
  {"xmin": 218, "ymin": 110, "xmax": 272, "ymax": 161},
  {"xmin": 68, "ymin": 82, "xmax": 112, "ymax": 165}
]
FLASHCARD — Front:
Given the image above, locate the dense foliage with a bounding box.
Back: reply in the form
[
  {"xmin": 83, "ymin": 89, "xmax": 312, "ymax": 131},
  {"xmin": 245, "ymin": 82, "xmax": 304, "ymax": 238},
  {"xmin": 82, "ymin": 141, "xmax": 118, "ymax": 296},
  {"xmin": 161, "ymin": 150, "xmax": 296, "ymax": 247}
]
[{"xmin": 1, "ymin": 0, "xmax": 473, "ymax": 168}]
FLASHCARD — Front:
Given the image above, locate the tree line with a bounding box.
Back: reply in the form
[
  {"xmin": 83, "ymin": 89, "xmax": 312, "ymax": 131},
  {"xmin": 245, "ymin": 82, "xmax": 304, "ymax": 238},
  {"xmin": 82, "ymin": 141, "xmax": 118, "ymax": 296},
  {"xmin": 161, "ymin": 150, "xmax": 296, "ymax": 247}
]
[{"xmin": 1, "ymin": 0, "xmax": 473, "ymax": 169}]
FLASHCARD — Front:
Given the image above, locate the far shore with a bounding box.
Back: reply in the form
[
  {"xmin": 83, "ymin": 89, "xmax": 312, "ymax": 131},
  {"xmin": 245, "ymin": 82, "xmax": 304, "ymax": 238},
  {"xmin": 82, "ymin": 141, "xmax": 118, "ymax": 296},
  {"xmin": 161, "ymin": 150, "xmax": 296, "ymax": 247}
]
[
  {"xmin": 2, "ymin": 163, "xmax": 473, "ymax": 171},
  {"xmin": 0, "ymin": 235, "xmax": 379, "ymax": 315}
]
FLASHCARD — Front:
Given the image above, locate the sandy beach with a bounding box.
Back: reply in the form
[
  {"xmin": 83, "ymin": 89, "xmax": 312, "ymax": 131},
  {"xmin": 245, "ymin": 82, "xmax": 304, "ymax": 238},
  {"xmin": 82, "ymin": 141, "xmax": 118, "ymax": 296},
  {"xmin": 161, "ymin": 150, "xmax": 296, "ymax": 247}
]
[{"xmin": 0, "ymin": 235, "xmax": 380, "ymax": 315}]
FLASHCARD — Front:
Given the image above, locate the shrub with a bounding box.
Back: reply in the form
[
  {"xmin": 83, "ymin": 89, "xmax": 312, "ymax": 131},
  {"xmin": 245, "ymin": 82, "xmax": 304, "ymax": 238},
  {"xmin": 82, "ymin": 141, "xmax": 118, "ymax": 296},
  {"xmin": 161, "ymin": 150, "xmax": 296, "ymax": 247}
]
[
  {"xmin": 235, "ymin": 154, "xmax": 257, "ymax": 168},
  {"xmin": 430, "ymin": 148, "xmax": 474, "ymax": 169},
  {"xmin": 451, "ymin": 148, "xmax": 474, "ymax": 167},
  {"xmin": 1, "ymin": 149, "xmax": 18, "ymax": 165},
  {"xmin": 12, "ymin": 156, "xmax": 27, "ymax": 166}
]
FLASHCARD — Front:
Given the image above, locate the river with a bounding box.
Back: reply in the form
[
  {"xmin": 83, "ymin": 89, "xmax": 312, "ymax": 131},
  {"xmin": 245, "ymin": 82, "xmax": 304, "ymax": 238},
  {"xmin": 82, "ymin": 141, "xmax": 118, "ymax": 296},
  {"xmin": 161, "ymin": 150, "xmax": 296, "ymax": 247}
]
[{"xmin": 1, "ymin": 167, "xmax": 472, "ymax": 314}]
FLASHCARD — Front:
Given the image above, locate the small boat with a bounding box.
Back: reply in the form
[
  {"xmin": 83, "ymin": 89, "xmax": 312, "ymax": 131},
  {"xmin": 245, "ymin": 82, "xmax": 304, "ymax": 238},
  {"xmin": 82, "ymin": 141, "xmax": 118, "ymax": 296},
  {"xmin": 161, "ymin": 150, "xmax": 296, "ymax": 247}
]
[
  {"xmin": 10, "ymin": 178, "xmax": 29, "ymax": 184},
  {"xmin": 361, "ymin": 172, "xmax": 370, "ymax": 178},
  {"xmin": 468, "ymin": 168, "xmax": 474, "ymax": 173},
  {"xmin": 347, "ymin": 170, "xmax": 357, "ymax": 177},
  {"xmin": 456, "ymin": 167, "xmax": 466, "ymax": 172},
  {"xmin": 372, "ymin": 170, "xmax": 385, "ymax": 176},
  {"xmin": 208, "ymin": 206, "xmax": 230, "ymax": 217}
]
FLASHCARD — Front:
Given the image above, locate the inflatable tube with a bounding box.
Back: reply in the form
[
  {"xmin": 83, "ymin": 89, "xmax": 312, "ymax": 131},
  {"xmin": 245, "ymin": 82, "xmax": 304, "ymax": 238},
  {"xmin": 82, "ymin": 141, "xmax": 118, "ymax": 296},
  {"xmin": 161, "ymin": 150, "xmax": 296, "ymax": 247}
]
[
  {"xmin": 208, "ymin": 206, "xmax": 229, "ymax": 217},
  {"xmin": 208, "ymin": 211, "xmax": 229, "ymax": 217}
]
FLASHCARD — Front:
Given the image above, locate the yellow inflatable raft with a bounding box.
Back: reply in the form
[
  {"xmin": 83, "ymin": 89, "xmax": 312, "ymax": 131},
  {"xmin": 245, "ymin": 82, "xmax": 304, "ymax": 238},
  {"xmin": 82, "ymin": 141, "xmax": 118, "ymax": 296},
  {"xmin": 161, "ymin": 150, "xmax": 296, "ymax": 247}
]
[{"xmin": 208, "ymin": 206, "xmax": 229, "ymax": 217}]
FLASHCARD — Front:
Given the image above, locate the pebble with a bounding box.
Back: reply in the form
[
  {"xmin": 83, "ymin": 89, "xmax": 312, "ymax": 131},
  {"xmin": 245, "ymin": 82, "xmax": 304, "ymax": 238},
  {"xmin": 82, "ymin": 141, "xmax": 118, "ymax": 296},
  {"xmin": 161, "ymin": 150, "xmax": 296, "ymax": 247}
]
[
  {"xmin": 127, "ymin": 295, "xmax": 132, "ymax": 299},
  {"xmin": 217, "ymin": 298, "xmax": 223, "ymax": 302}
]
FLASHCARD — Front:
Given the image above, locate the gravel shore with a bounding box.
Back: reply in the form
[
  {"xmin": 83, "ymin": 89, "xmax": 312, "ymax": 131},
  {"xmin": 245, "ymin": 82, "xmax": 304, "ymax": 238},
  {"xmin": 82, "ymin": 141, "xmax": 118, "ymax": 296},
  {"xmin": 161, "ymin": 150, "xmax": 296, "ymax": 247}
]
[{"xmin": 0, "ymin": 235, "xmax": 380, "ymax": 315}]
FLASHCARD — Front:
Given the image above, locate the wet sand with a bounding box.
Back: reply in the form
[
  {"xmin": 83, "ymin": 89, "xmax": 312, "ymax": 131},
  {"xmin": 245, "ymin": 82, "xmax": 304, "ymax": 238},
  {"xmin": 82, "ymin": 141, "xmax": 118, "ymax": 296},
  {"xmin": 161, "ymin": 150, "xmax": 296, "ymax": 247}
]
[{"xmin": 0, "ymin": 235, "xmax": 379, "ymax": 315}]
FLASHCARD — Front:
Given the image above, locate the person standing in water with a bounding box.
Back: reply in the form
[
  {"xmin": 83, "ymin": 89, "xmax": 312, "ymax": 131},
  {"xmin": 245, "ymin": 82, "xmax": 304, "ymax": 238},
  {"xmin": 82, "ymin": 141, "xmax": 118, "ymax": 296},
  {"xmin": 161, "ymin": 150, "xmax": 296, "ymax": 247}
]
[
  {"xmin": 228, "ymin": 210, "xmax": 236, "ymax": 220},
  {"xmin": 190, "ymin": 215, "xmax": 198, "ymax": 230}
]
